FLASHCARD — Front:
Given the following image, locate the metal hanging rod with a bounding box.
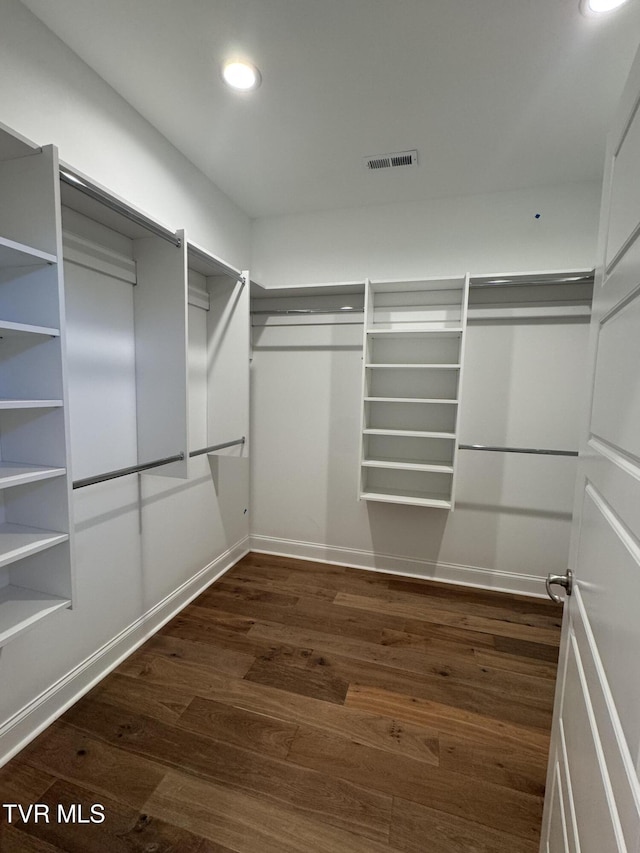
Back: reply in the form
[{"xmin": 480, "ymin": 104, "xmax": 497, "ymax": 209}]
[
  {"xmin": 60, "ymin": 167, "xmax": 181, "ymax": 248},
  {"xmin": 252, "ymin": 307, "xmax": 363, "ymax": 316},
  {"xmin": 469, "ymin": 273, "xmax": 594, "ymax": 289},
  {"xmin": 458, "ymin": 444, "xmax": 578, "ymax": 457},
  {"xmin": 73, "ymin": 453, "xmax": 185, "ymax": 489},
  {"xmin": 189, "ymin": 437, "xmax": 246, "ymax": 457}
]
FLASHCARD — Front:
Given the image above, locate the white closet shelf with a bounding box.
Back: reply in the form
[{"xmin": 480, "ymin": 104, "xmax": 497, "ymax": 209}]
[
  {"xmin": 0, "ymin": 236, "xmax": 57, "ymax": 269},
  {"xmin": 0, "ymin": 319, "xmax": 60, "ymax": 338},
  {"xmin": 362, "ymin": 458, "xmax": 454, "ymax": 473},
  {"xmin": 0, "ymin": 523, "xmax": 68, "ymax": 569},
  {"xmin": 368, "ymin": 324, "xmax": 464, "ymax": 334},
  {"xmin": 363, "ymin": 428, "xmax": 456, "ymax": 439},
  {"xmin": 369, "ymin": 279, "xmax": 464, "ymax": 293},
  {"xmin": 365, "ymin": 363, "xmax": 460, "ymax": 370},
  {"xmin": 365, "ymin": 396, "xmax": 458, "ymax": 404},
  {"xmin": 360, "ymin": 486, "xmax": 452, "ymax": 509},
  {"xmin": 0, "ymin": 399, "xmax": 63, "ymax": 409},
  {"xmin": 366, "ymin": 328, "xmax": 463, "ymax": 337},
  {"xmin": 0, "ymin": 462, "xmax": 66, "ymax": 489},
  {"xmin": 0, "ymin": 585, "xmax": 70, "ymax": 647}
]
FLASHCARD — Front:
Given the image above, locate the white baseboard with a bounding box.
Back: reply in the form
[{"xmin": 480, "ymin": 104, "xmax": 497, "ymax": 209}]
[
  {"xmin": 0, "ymin": 537, "xmax": 249, "ymax": 768},
  {"xmin": 250, "ymin": 534, "xmax": 547, "ymax": 598}
]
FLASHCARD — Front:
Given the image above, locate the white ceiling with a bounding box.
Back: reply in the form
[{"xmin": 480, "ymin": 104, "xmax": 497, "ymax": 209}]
[{"xmin": 20, "ymin": 0, "xmax": 640, "ymax": 219}]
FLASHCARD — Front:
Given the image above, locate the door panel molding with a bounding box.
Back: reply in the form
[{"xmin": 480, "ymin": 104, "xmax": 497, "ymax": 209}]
[
  {"xmin": 591, "ymin": 295, "xmax": 640, "ymax": 459},
  {"xmin": 547, "ymin": 761, "xmax": 571, "ymax": 853},
  {"xmin": 583, "ymin": 482, "xmax": 640, "ymax": 564},
  {"xmin": 588, "ymin": 437, "xmax": 640, "ymax": 481},
  {"xmin": 563, "ymin": 629, "xmax": 625, "ymax": 851},
  {"xmin": 606, "ymin": 91, "xmax": 640, "ymax": 272},
  {"xmin": 558, "ymin": 720, "xmax": 580, "ymax": 853},
  {"xmin": 578, "ymin": 486, "xmax": 640, "ymax": 755},
  {"xmin": 571, "ymin": 588, "xmax": 640, "ymax": 852}
]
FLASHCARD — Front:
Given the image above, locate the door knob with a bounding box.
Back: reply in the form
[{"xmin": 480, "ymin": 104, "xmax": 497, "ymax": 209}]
[{"xmin": 545, "ymin": 569, "xmax": 573, "ymax": 604}]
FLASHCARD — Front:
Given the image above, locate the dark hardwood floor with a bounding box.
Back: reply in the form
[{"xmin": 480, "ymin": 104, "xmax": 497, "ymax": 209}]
[{"xmin": 0, "ymin": 553, "xmax": 562, "ymax": 852}]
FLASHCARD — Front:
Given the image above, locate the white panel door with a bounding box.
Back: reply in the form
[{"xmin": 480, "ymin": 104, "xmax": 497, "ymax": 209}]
[{"xmin": 540, "ymin": 49, "xmax": 640, "ymax": 853}]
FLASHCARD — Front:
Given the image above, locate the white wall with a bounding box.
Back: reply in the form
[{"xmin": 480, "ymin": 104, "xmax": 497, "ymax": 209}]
[
  {"xmin": 251, "ymin": 181, "xmax": 600, "ymax": 287},
  {"xmin": 0, "ymin": 0, "xmax": 251, "ymax": 763},
  {"xmin": 249, "ymin": 183, "xmax": 601, "ymax": 593}
]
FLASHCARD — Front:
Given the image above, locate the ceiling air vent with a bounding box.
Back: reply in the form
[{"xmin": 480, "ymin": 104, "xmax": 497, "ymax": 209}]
[{"xmin": 365, "ymin": 150, "xmax": 418, "ymax": 171}]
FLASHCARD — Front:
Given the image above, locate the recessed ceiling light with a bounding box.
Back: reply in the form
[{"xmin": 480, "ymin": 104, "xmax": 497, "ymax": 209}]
[
  {"xmin": 580, "ymin": 0, "xmax": 630, "ymax": 16},
  {"xmin": 222, "ymin": 60, "xmax": 261, "ymax": 92}
]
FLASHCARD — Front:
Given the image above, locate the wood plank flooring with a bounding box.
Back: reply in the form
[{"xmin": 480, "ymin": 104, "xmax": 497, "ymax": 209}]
[{"xmin": 0, "ymin": 553, "xmax": 562, "ymax": 852}]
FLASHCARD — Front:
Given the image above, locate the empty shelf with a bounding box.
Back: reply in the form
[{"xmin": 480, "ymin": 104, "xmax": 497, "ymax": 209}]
[
  {"xmin": 0, "ymin": 236, "xmax": 57, "ymax": 269},
  {"xmin": 366, "ymin": 328, "xmax": 463, "ymax": 337},
  {"xmin": 364, "ymin": 397, "xmax": 458, "ymax": 404},
  {"xmin": 0, "ymin": 462, "xmax": 66, "ymax": 489},
  {"xmin": 362, "ymin": 458, "xmax": 454, "ymax": 473},
  {"xmin": 363, "ymin": 428, "xmax": 456, "ymax": 439},
  {"xmin": 0, "ymin": 585, "xmax": 70, "ymax": 646},
  {"xmin": 360, "ymin": 486, "xmax": 452, "ymax": 509},
  {"xmin": 0, "ymin": 522, "xmax": 68, "ymax": 569},
  {"xmin": 365, "ymin": 363, "xmax": 460, "ymax": 370},
  {"xmin": 370, "ymin": 278, "xmax": 465, "ymax": 293},
  {"xmin": 0, "ymin": 319, "xmax": 60, "ymax": 338},
  {"xmin": 369, "ymin": 324, "xmax": 464, "ymax": 334},
  {"xmin": 0, "ymin": 399, "xmax": 63, "ymax": 409}
]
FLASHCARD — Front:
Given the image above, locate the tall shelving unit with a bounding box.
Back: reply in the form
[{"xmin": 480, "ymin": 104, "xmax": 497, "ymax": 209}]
[
  {"xmin": 359, "ymin": 275, "xmax": 469, "ymax": 508},
  {"xmin": 0, "ymin": 126, "xmax": 74, "ymax": 645}
]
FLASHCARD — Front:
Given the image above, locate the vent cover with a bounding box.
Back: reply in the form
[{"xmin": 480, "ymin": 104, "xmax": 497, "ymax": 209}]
[{"xmin": 364, "ymin": 149, "xmax": 418, "ymax": 171}]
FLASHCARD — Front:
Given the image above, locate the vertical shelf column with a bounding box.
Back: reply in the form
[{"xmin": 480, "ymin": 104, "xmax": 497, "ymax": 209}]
[
  {"xmin": 185, "ymin": 237, "xmax": 249, "ymax": 462},
  {"xmin": 358, "ymin": 275, "xmax": 469, "ymax": 509},
  {"xmin": 206, "ymin": 270, "xmax": 249, "ymax": 458},
  {"xmin": 0, "ymin": 129, "xmax": 74, "ymax": 645}
]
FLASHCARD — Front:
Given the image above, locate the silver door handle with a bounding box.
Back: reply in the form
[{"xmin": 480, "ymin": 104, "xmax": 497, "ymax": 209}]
[{"xmin": 545, "ymin": 569, "xmax": 573, "ymax": 604}]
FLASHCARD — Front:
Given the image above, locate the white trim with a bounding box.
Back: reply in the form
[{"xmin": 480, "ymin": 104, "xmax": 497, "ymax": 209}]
[
  {"xmin": 252, "ymin": 313, "xmax": 362, "ymax": 327},
  {"xmin": 589, "ymin": 436, "xmax": 640, "ymax": 483},
  {"xmin": 571, "ymin": 587, "xmax": 640, "ymax": 846},
  {"xmin": 569, "ymin": 630, "xmax": 627, "ymax": 851},
  {"xmin": 467, "ymin": 304, "xmax": 591, "ymax": 321},
  {"xmin": 585, "ymin": 482, "xmax": 640, "ymax": 566},
  {"xmin": 188, "ymin": 284, "xmax": 210, "ymax": 310},
  {"xmin": 62, "ymin": 231, "xmax": 136, "ymax": 284},
  {"xmin": 249, "ymin": 534, "xmax": 546, "ymax": 598},
  {"xmin": 0, "ymin": 537, "xmax": 249, "ymax": 768}
]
